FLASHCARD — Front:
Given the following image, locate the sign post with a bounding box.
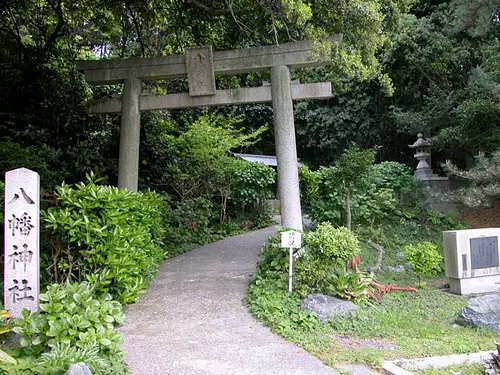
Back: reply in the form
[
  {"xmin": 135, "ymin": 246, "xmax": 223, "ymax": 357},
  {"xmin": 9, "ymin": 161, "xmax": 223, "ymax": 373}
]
[
  {"xmin": 280, "ymin": 231, "xmax": 302, "ymax": 293},
  {"xmin": 4, "ymin": 168, "xmax": 40, "ymax": 317}
]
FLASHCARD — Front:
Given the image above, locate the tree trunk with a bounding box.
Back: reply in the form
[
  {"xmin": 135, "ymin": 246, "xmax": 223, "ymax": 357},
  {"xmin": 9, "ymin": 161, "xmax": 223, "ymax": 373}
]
[{"xmin": 346, "ymin": 188, "xmax": 351, "ymax": 230}]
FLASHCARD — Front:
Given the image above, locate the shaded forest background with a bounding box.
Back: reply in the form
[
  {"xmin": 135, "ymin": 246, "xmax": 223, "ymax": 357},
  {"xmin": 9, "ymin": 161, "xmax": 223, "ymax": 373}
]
[{"xmin": 0, "ymin": 0, "xmax": 498, "ymax": 194}]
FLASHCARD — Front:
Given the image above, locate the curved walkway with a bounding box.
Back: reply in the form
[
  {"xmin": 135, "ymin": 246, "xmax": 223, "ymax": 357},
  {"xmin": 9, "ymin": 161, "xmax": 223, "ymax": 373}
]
[{"xmin": 118, "ymin": 227, "xmax": 337, "ymax": 375}]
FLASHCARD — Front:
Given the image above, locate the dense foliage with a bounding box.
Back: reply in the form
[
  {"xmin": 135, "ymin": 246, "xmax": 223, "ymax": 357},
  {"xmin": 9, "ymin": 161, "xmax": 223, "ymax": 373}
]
[
  {"xmin": 2, "ymin": 282, "xmax": 127, "ymax": 375},
  {"xmin": 42, "ymin": 176, "xmax": 166, "ymax": 304}
]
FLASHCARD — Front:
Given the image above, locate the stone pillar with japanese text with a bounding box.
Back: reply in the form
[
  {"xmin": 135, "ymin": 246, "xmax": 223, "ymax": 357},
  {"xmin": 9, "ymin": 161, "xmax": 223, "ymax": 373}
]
[{"xmin": 4, "ymin": 168, "xmax": 39, "ymax": 317}]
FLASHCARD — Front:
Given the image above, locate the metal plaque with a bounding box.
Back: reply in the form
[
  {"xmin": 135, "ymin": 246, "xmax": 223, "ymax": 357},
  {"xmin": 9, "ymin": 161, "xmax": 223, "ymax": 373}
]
[{"xmin": 470, "ymin": 236, "xmax": 499, "ymax": 270}]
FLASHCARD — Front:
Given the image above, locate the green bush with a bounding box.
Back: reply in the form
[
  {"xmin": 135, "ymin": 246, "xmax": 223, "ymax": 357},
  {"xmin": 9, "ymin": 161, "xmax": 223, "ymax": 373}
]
[
  {"xmin": 255, "ymin": 233, "xmax": 290, "ymax": 286},
  {"xmin": 165, "ymin": 197, "xmax": 215, "ymax": 248},
  {"xmin": 232, "ymin": 160, "xmax": 276, "ymax": 208},
  {"xmin": 4, "ymin": 282, "xmax": 127, "ymax": 375},
  {"xmin": 290, "ymin": 224, "xmax": 360, "ymax": 296},
  {"xmin": 373, "ymin": 161, "xmax": 417, "ymax": 198},
  {"xmin": 404, "ymin": 241, "xmax": 443, "ymax": 287},
  {"xmin": 304, "ymin": 223, "xmax": 360, "ymax": 261},
  {"xmin": 42, "ymin": 175, "xmax": 166, "ymax": 303},
  {"xmin": 298, "ymin": 166, "xmax": 319, "ymax": 213}
]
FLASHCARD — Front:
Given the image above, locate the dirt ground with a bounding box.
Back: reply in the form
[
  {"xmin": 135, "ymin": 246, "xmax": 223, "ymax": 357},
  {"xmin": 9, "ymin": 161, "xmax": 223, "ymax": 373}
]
[{"xmin": 459, "ymin": 201, "xmax": 500, "ymax": 228}]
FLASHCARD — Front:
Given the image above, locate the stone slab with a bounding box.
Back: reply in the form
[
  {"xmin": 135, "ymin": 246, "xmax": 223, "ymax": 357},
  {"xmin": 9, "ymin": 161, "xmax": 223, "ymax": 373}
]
[
  {"xmin": 89, "ymin": 83, "xmax": 332, "ymax": 113},
  {"xmin": 4, "ymin": 168, "xmax": 40, "ymax": 317},
  {"xmin": 384, "ymin": 350, "xmax": 492, "ymax": 374},
  {"xmin": 76, "ymin": 36, "xmax": 342, "ymax": 84}
]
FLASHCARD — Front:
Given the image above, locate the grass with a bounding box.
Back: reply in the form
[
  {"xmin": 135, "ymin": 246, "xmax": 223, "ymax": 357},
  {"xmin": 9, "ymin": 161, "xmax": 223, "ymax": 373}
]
[
  {"xmin": 246, "ymin": 213, "xmax": 497, "ymax": 370},
  {"xmin": 252, "ymin": 288, "xmax": 497, "ymax": 369}
]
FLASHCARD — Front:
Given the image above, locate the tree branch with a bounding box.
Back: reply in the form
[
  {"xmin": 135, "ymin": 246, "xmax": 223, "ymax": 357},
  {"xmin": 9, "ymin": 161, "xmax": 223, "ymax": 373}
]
[
  {"xmin": 185, "ymin": 0, "xmax": 238, "ymax": 16},
  {"xmin": 37, "ymin": 0, "xmax": 66, "ymax": 64},
  {"xmin": 125, "ymin": 1, "xmax": 147, "ymax": 58},
  {"xmin": 366, "ymin": 239, "xmax": 384, "ymax": 273}
]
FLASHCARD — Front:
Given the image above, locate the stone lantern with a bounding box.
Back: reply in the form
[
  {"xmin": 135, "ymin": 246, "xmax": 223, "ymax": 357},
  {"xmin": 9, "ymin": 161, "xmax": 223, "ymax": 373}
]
[
  {"xmin": 408, "ymin": 133, "xmax": 435, "ymax": 179},
  {"xmin": 408, "ymin": 133, "xmax": 456, "ymax": 213}
]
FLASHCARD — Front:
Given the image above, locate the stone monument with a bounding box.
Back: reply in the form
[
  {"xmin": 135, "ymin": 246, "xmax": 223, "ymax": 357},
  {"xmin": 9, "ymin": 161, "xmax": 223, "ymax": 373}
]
[
  {"xmin": 444, "ymin": 228, "xmax": 500, "ymax": 294},
  {"xmin": 4, "ymin": 168, "xmax": 40, "ymax": 317},
  {"xmin": 76, "ymin": 37, "xmax": 342, "ymax": 231}
]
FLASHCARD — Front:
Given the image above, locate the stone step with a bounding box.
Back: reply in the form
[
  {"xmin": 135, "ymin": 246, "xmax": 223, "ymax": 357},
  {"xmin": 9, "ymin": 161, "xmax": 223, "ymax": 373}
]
[{"xmin": 336, "ymin": 364, "xmax": 382, "ymax": 375}]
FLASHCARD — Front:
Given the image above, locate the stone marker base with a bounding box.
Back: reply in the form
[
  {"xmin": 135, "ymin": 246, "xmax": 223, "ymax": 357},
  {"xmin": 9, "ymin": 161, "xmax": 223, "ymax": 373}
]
[{"xmin": 450, "ymin": 275, "xmax": 500, "ymax": 295}]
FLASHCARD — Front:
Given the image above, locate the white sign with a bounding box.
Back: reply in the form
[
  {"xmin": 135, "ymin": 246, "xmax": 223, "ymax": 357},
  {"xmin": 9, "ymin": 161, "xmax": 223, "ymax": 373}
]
[
  {"xmin": 280, "ymin": 231, "xmax": 302, "ymax": 293},
  {"xmin": 4, "ymin": 168, "xmax": 40, "ymax": 317},
  {"xmin": 281, "ymin": 231, "xmax": 302, "ymax": 249}
]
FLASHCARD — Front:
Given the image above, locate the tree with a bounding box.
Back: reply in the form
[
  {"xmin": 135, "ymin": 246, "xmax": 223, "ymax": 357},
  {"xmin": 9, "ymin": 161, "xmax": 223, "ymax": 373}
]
[
  {"xmin": 331, "ymin": 145, "xmax": 377, "ymax": 230},
  {"xmin": 443, "ymin": 150, "xmax": 500, "ymax": 207}
]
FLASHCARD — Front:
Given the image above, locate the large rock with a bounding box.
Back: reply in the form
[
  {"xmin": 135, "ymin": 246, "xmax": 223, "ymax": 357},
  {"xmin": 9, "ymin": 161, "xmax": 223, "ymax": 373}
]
[
  {"xmin": 64, "ymin": 363, "xmax": 92, "ymax": 375},
  {"xmin": 457, "ymin": 294, "xmax": 500, "ymax": 332},
  {"xmin": 300, "ymin": 294, "xmax": 359, "ymax": 323}
]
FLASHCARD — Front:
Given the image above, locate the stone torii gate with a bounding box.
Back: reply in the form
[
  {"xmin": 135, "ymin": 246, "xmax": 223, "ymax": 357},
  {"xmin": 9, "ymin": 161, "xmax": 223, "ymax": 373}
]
[{"xmin": 76, "ymin": 37, "xmax": 340, "ymax": 231}]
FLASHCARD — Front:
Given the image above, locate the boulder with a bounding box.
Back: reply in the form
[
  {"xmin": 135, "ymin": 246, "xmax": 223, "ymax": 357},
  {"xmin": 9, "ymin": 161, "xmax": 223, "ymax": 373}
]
[
  {"xmin": 300, "ymin": 294, "xmax": 359, "ymax": 323},
  {"xmin": 64, "ymin": 363, "xmax": 92, "ymax": 375},
  {"xmin": 457, "ymin": 294, "xmax": 500, "ymax": 332}
]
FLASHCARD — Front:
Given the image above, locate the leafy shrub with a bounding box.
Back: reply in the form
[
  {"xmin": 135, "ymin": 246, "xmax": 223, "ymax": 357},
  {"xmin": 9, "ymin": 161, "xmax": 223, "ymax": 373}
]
[
  {"xmin": 373, "ymin": 161, "xmax": 417, "ymax": 198},
  {"xmin": 162, "ymin": 110, "xmax": 267, "ymax": 200},
  {"xmin": 0, "ymin": 140, "xmax": 67, "ymax": 189},
  {"xmin": 298, "ymin": 166, "xmax": 319, "ymax": 212},
  {"xmin": 292, "ymin": 223, "xmax": 361, "ymax": 296},
  {"xmin": 255, "ymin": 233, "xmax": 290, "ymax": 285},
  {"xmin": 232, "ymin": 160, "xmax": 276, "ymax": 208},
  {"xmin": 304, "ymin": 223, "xmax": 360, "ymax": 261},
  {"xmin": 42, "ymin": 175, "xmax": 166, "ymax": 303},
  {"xmin": 5, "ymin": 282, "xmax": 127, "ymax": 375},
  {"xmin": 404, "ymin": 242, "xmax": 443, "ymax": 287},
  {"xmin": 323, "ymin": 267, "xmax": 373, "ymax": 303},
  {"xmin": 165, "ymin": 197, "xmax": 215, "ymax": 248}
]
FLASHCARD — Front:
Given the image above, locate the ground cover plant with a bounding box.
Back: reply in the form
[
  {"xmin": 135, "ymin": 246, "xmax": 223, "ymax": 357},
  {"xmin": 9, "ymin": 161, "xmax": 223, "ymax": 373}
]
[
  {"xmin": 0, "ymin": 282, "xmax": 127, "ymax": 375},
  {"xmin": 247, "ymin": 157, "xmax": 496, "ymax": 370}
]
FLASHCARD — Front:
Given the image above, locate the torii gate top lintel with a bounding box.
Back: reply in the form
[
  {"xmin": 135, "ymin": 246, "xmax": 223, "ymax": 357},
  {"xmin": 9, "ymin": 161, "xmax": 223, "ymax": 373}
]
[{"xmin": 75, "ymin": 35, "xmax": 341, "ymax": 85}]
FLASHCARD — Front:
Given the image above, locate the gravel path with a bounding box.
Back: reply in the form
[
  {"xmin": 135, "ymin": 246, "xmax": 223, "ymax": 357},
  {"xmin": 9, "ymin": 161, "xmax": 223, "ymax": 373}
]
[{"xmin": 118, "ymin": 226, "xmax": 338, "ymax": 375}]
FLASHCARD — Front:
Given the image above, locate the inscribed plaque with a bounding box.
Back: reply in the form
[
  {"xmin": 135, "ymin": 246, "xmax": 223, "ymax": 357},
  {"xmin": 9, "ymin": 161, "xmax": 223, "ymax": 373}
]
[
  {"xmin": 470, "ymin": 236, "xmax": 499, "ymax": 270},
  {"xmin": 186, "ymin": 46, "xmax": 216, "ymax": 97}
]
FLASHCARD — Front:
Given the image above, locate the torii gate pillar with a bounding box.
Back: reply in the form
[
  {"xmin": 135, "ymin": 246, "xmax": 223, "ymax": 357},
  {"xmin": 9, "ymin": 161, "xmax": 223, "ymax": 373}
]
[
  {"xmin": 76, "ymin": 37, "xmax": 341, "ymax": 231},
  {"xmin": 272, "ymin": 65, "xmax": 302, "ymax": 230},
  {"xmin": 118, "ymin": 77, "xmax": 141, "ymax": 191}
]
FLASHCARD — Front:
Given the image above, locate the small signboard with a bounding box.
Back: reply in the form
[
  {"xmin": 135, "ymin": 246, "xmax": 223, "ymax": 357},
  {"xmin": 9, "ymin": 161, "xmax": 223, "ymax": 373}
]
[
  {"xmin": 281, "ymin": 231, "xmax": 302, "ymax": 249},
  {"xmin": 280, "ymin": 231, "xmax": 302, "ymax": 293}
]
